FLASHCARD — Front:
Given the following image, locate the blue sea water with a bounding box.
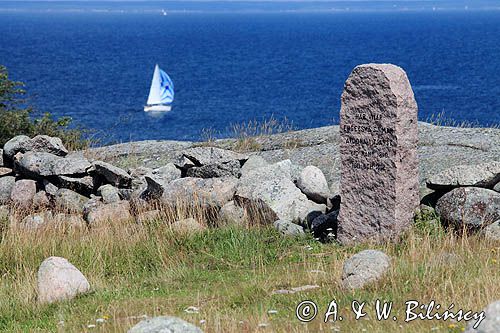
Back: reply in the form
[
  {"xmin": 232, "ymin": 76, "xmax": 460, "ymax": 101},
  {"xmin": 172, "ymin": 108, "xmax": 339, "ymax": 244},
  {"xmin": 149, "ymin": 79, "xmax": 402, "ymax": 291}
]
[{"xmin": 1, "ymin": 1, "xmax": 500, "ymax": 143}]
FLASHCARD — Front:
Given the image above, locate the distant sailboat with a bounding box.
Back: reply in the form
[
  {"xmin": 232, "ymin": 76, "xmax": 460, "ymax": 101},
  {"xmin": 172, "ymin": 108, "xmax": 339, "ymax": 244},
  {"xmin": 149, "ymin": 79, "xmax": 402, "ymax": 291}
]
[{"xmin": 144, "ymin": 64, "xmax": 174, "ymax": 112}]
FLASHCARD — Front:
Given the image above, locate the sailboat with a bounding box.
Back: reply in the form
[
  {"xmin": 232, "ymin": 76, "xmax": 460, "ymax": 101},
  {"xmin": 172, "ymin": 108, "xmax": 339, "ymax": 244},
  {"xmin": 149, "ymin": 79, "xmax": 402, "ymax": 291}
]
[{"xmin": 144, "ymin": 64, "xmax": 174, "ymax": 112}]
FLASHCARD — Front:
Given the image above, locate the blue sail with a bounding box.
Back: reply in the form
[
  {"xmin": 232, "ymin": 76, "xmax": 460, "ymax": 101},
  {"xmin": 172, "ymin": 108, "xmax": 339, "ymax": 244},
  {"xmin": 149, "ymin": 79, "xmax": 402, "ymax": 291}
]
[
  {"xmin": 158, "ymin": 68, "xmax": 174, "ymax": 103},
  {"xmin": 146, "ymin": 64, "xmax": 174, "ymax": 105}
]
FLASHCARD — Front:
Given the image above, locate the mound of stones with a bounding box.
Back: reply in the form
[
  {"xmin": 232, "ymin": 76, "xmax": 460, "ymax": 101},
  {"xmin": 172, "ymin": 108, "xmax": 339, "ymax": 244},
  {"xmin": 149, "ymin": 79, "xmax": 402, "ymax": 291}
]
[
  {"xmin": 0, "ymin": 135, "xmax": 337, "ymax": 236},
  {"xmin": 424, "ymin": 160, "xmax": 500, "ymax": 239}
]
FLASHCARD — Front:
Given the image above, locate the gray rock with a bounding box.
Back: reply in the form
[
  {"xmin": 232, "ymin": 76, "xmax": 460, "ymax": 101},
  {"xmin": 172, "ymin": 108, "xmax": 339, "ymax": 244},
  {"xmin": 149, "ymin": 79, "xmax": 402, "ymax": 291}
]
[
  {"xmin": 54, "ymin": 188, "xmax": 88, "ymax": 213},
  {"xmin": 57, "ymin": 175, "xmax": 94, "ymax": 195},
  {"xmin": 311, "ymin": 210, "xmax": 339, "ymax": 242},
  {"xmin": 296, "ymin": 165, "xmax": 331, "ymax": 204},
  {"xmin": 128, "ymin": 316, "xmax": 203, "ymax": 333},
  {"xmin": 218, "ymin": 201, "xmax": 246, "ymax": 226},
  {"xmin": 171, "ymin": 217, "xmax": 204, "ymax": 233},
  {"xmin": 0, "ymin": 167, "xmax": 13, "ymax": 177},
  {"xmin": 97, "ymin": 184, "xmax": 121, "ymax": 204},
  {"xmin": 153, "ymin": 163, "xmax": 181, "ymax": 182},
  {"xmin": 142, "ymin": 175, "xmax": 167, "ymax": 200},
  {"xmin": 21, "ymin": 211, "xmax": 53, "ymax": 229},
  {"xmin": 235, "ymin": 160, "xmax": 326, "ymax": 223},
  {"xmin": 0, "ymin": 148, "xmax": 3, "ymax": 166},
  {"xmin": 342, "ymin": 250, "xmax": 391, "ymax": 289},
  {"xmin": 10, "ymin": 179, "xmax": 37, "ymax": 207},
  {"xmin": 465, "ymin": 300, "xmax": 500, "ymax": 333},
  {"xmin": 426, "ymin": 161, "xmax": 500, "ymax": 190},
  {"xmin": 15, "ymin": 152, "xmax": 91, "ymax": 178},
  {"xmin": 83, "ymin": 200, "xmax": 132, "ymax": 226},
  {"xmin": 436, "ymin": 187, "xmax": 500, "ymax": 229},
  {"xmin": 43, "ymin": 180, "xmax": 59, "ymax": 196},
  {"xmin": 482, "ymin": 220, "xmax": 500, "ymax": 242},
  {"xmin": 0, "ymin": 176, "xmax": 15, "ymax": 203},
  {"xmin": 240, "ymin": 155, "xmax": 269, "ymax": 176},
  {"xmin": 92, "ymin": 161, "xmax": 132, "ymax": 188},
  {"xmin": 53, "ymin": 213, "xmax": 86, "ymax": 229},
  {"xmin": 33, "ymin": 190, "xmax": 50, "ymax": 208},
  {"xmin": 140, "ymin": 163, "xmax": 182, "ymax": 200},
  {"xmin": 161, "ymin": 177, "xmax": 237, "ymax": 209},
  {"xmin": 3, "ymin": 135, "xmax": 30, "ymax": 163},
  {"xmin": 187, "ymin": 159, "xmax": 241, "ymax": 178},
  {"xmin": 22, "ymin": 135, "xmax": 68, "ymax": 157},
  {"xmin": 273, "ymin": 219, "xmax": 305, "ymax": 237},
  {"xmin": 494, "ymin": 182, "xmax": 500, "ymax": 193},
  {"xmin": 37, "ymin": 256, "xmax": 90, "ymax": 304},
  {"xmin": 178, "ymin": 146, "xmax": 247, "ymax": 166}
]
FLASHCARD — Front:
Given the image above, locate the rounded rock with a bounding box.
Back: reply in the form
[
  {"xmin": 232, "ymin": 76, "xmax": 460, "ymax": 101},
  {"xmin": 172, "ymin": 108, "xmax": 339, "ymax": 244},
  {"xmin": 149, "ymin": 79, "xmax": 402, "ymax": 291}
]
[
  {"xmin": 342, "ymin": 250, "xmax": 391, "ymax": 289},
  {"xmin": 37, "ymin": 256, "xmax": 90, "ymax": 304}
]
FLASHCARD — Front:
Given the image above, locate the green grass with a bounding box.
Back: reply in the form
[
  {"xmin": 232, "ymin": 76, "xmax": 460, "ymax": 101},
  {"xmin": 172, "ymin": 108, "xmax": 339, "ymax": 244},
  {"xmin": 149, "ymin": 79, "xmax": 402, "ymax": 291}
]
[{"xmin": 0, "ymin": 214, "xmax": 498, "ymax": 332}]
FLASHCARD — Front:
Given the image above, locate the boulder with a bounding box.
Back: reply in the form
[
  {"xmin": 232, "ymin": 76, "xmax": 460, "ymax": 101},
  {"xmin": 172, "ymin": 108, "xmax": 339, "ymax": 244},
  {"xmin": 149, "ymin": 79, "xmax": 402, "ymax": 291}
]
[
  {"xmin": 218, "ymin": 201, "xmax": 246, "ymax": 226},
  {"xmin": 177, "ymin": 147, "xmax": 247, "ymax": 167},
  {"xmin": 0, "ymin": 176, "xmax": 15, "ymax": 203},
  {"xmin": 311, "ymin": 210, "xmax": 339, "ymax": 242},
  {"xmin": 161, "ymin": 177, "xmax": 237, "ymax": 209},
  {"xmin": 97, "ymin": 184, "xmax": 121, "ymax": 204},
  {"xmin": 0, "ymin": 148, "xmax": 3, "ymax": 166},
  {"xmin": 83, "ymin": 200, "xmax": 132, "ymax": 226},
  {"xmin": 52, "ymin": 213, "xmax": 86, "ymax": 229},
  {"xmin": 171, "ymin": 218, "xmax": 204, "ymax": 233},
  {"xmin": 494, "ymin": 182, "xmax": 500, "ymax": 193},
  {"xmin": 465, "ymin": 300, "xmax": 500, "ymax": 333},
  {"xmin": 240, "ymin": 155, "xmax": 269, "ymax": 176},
  {"xmin": 33, "ymin": 190, "xmax": 50, "ymax": 208},
  {"xmin": 296, "ymin": 165, "xmax": 331, "ymax": 204},
  {"xmin": 37, "ymin": 256, "xmax": 90, "ymax": 304},
  {"xmin": 187, "ymin": 159, "xmax": 241, "ymax": 178},
  {"xmin": 22, "ymin": 135, "xmax": 68, "ymax": 157},
  {"xmin": 128, "ymin": 316, "xmax": 203, "ymax": 333},
  {"xmin": 482, "ymin": 220, "xmax": 500, "ymax": 242},
  {"xmin": 57, "ymin": 175, "xmax": 94, "ymax": 195},
  {"xmin": 342, "ymin": 250, "xmax": 391, "ymax": 289},
  {"xmin": 141, "ymin": 164, "xmax": 181, "ymax": 200},
  {"xmin": 91, "ymin": 161, "xmax": 132, "ymax": 188},
  {"xmin": 21, "ymin": 211, "xmax": 53, "ymax": 229},
  {"xmin": 136, "ymin": 210, "xmax": 162, "ymax": 224},
  {"xmin": 10, "ymin": 179, "xmax": 37, "ymax": 207},
  {"xmin": 235, "ymin": 160, "xmax": 326, "ymax": 223},
  {"xmin": 43, "ymin": 180, "xmax": 59, "ymax": 196},
  {"xmin": 3, "ymin": 135, "xmax": 30, "ymax": 163},
  {"xmin": 0, "ymin": 167, "xmax": 13, "ymax": 177},
  {"xmin": 273, "ymin": 219, "xmax": 305, "ymax": 237},
  {"xmin": 153, "ymin": 163, "xmax": 181, "ymax": 182},
  {"xmin": 427, "ymin": 161, "xmax": 500, "ymax": 190},
  {"xmin": 15, "ymin": 152, "xmax": 91, "ymax": 178},
  {"xmin": 436, "ymin": 187, "xmax": 500, "ymax": 229},
  {"xmin": 54, "ymin": 188, "xmax": 88, "ymax": 213}
]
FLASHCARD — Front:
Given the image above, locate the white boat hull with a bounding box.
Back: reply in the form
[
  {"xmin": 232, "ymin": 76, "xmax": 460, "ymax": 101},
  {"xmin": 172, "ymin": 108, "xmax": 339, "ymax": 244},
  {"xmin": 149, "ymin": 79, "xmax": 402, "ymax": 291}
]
[{"xmin": 144, "ymin": 104, "xmax": 172, "ymax": 112}]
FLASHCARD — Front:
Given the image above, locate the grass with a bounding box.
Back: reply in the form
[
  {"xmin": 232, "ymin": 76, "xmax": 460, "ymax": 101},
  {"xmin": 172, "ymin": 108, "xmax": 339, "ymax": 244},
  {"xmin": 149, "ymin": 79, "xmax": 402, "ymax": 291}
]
[
  {"xmin": 0, "ymin": 208, "xmax": 498, "ymax": 332},
  {"xmin": 199, "ymin": 116, "xmax": 296, "ymax": 152}
]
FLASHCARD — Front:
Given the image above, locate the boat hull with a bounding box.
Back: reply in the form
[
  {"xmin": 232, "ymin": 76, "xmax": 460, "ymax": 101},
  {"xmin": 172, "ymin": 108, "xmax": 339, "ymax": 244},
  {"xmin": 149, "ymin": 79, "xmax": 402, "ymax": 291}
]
[{"xmin": 144, "ymin": 104, "xmax": 172, "ymax": 112}]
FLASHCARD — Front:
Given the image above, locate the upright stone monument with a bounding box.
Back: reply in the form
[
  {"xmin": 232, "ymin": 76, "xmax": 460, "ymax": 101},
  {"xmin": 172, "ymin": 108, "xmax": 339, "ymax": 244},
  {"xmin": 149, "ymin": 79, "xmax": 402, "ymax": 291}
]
[{"xmin": 338, "ymin": 64, "xmax": 419, "ymax": 245}]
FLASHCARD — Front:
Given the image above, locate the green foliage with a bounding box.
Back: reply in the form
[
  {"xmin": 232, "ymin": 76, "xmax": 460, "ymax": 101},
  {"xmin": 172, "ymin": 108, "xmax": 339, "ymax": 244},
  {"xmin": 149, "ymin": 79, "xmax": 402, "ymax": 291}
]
[{"xmin": 0, "ymin": 65, "xmax": 88, "ymax": 149}]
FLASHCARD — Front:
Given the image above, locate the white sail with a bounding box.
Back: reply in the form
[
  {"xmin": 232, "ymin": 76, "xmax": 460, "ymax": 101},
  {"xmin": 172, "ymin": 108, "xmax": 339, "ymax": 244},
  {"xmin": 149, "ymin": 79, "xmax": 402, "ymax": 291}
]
[{"xmin": 146, "ymin": 64, "xmax": 174, "ymax": 105}]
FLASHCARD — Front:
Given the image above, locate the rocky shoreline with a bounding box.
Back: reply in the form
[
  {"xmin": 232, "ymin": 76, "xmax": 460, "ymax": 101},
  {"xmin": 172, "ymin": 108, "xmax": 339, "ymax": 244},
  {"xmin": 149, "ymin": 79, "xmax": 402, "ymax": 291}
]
[{"xmin": 89, "ymin": 121, "xmax": 500, "ymax": 192}]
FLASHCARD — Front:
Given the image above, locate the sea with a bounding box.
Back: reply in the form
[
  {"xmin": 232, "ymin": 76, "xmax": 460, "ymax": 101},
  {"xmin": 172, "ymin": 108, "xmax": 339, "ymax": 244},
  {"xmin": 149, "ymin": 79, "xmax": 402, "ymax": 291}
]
[{"xmin": 1, "ymin": 1, "xmax": 499, "ymax": 143}]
